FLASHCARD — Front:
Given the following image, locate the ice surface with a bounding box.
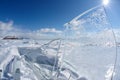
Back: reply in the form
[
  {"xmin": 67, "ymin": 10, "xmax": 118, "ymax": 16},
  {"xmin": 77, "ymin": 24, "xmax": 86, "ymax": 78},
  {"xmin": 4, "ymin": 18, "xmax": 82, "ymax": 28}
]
[{"xmin": 0, "ymin": 6, "xmax": 118, "ymax": 80}]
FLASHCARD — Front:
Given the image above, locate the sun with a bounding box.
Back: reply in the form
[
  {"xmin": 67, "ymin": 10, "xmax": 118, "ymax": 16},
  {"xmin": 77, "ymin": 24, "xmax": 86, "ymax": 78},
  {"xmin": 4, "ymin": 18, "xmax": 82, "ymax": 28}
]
[{"xmin": 103, "ymin": 0, "xmax": 109, "ymax": 6}]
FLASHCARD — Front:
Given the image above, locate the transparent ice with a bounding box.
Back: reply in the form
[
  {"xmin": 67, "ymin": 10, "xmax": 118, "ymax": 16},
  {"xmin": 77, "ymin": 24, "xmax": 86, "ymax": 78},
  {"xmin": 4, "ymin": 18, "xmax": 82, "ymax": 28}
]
[{"xmin": 0, "ymin": 6, "xmax": 118, "ymax": 80}]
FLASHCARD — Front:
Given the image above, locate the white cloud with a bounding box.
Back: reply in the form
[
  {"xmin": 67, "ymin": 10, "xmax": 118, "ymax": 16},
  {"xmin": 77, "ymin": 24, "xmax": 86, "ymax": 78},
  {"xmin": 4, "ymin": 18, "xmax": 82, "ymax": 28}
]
[
  {"xmin": 0, "ymin": 21, "xmax": 13, "ymax": 31},
  {"xmin": 0, "ymin": 21, "xmax": 63, "ymax": 39},
  {"xmin": 39, "ymin": 28, "xmax": 62, "ymax": 34},
  {"xmin": 25, "ymin": 28, "xmax": 63, "ymax": 39},
  {"xmin": 28, "ymin": 28, "xmax": 63, "ymax": 39}
]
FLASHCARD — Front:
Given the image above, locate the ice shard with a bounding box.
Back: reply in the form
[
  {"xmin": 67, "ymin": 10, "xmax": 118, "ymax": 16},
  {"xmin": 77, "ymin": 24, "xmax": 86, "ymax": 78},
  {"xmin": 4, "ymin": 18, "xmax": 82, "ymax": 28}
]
[{"xmin": 64, "ymin": 6, "xmax": 117, "ymax": 80}]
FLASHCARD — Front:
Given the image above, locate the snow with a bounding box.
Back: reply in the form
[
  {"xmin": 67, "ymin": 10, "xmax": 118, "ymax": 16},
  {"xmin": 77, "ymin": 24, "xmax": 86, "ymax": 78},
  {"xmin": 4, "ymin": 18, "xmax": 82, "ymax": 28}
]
[{"xmin": 0, "ymin": 6, "xmax": 119, "ymax": 80}]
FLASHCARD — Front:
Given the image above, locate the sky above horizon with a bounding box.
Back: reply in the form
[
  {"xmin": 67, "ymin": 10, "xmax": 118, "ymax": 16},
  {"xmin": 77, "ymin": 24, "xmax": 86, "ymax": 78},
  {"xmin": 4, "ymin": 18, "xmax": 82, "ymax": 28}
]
[{"xmin": 0, "ymin": 0, "xmax": 120, "ymax": 30}]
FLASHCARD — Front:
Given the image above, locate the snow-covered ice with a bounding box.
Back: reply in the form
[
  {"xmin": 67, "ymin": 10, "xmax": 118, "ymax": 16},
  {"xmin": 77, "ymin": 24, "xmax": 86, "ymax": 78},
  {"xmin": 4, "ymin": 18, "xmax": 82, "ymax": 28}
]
[{"xmin": 0, "ymin": 6, "xmax": 119, "ymax": 80}]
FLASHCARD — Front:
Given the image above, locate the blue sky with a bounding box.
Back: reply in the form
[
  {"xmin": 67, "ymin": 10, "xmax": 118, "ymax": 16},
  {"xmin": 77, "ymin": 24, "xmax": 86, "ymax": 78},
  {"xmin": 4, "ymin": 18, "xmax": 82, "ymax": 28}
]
[{"xmin": 0, "ymin": 0, "xmax": 119, "ymax": 30}]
